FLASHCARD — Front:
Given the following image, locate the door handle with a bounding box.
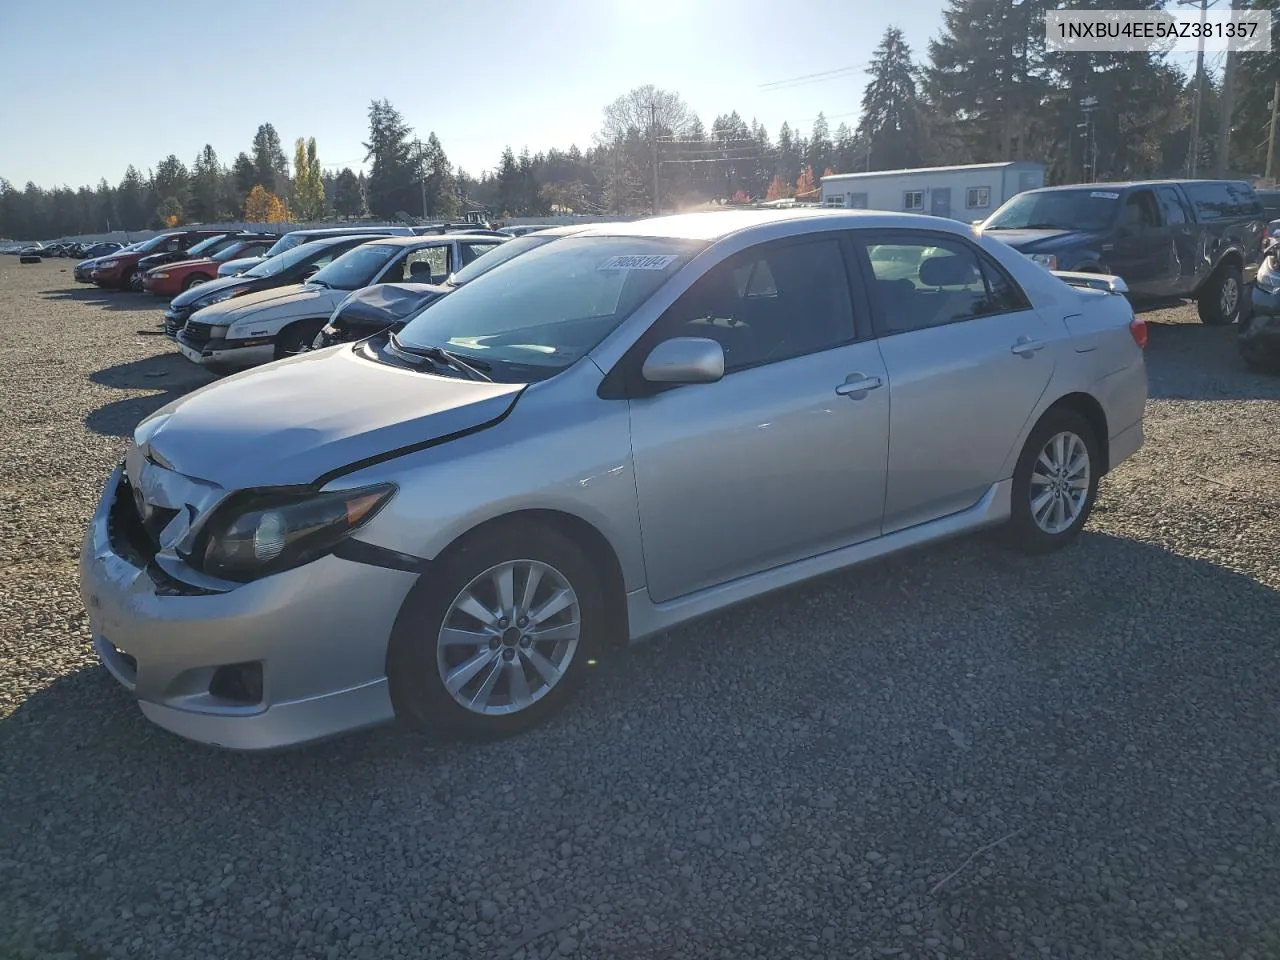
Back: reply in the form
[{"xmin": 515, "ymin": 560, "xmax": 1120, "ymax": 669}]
[
  {"xmin": 835, "ymin": 374, "xmax": 883, "ymax": 397},
  {"xmin": 1010, "ymin": 337, "xmax": 1045, "ymax": 357}
]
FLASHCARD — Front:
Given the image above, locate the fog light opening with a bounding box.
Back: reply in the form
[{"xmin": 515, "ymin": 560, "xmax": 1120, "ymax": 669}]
[{"xmin": 209, "ymin": 662, "xmax": 264, "ymax": 705}]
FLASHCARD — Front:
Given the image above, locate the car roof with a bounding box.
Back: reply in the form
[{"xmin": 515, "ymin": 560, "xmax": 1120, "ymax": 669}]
[
  {"xmin": 1022, "ymin": 179, "xmax": 1256, "ymax": 193},
  {"xmin": 569, "ymin": 209, "xmax": 983, "ymax": 243},
  {"xmin": 360, "ymin": 233, "xmax": 508, "ymax": 248},
  {"xmin": 301, "ymin": 233, "xmax": 397, "ymax": 249},
  {"xmin": 288, "ymin": 226, "xmax": 410, "ymax": 238}
]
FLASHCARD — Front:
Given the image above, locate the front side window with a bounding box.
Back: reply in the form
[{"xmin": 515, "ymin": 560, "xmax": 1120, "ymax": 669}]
[
  {"xmin": 860, "ymin": 234, "xmax": 1029, "ymax": 336},
  {"xmin": 396, "ymin": 246, "xmax": 450, "ymax": 283},
  {"xmin": 1121, "ymin": 190, "xmax": 1161, "ymax": 229},
  {"xmin": 655, "ymin": 237, "xmax": 855, "ymax": 373},
  {"xmin": 966, "ymin": 187, "xmax": 991, "ymax": 209},
  {"xmin": 905, "ymin": 191, "xmax": 924, "ymax": 210},
  {"xmin": 395, "ymin": 235, "xmax": 703, "ymax": 377}
]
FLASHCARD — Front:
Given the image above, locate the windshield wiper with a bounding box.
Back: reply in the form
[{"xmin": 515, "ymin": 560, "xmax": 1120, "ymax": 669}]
[{"xmin": 389, "ymin": 333, "xmax": 492, "ymax": 381}]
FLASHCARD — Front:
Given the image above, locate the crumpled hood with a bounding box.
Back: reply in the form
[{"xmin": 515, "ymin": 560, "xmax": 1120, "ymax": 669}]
[
  {"xmin": 139, "ymin": 345, "xmax": 525, "ymax": 489},
  {"xmin": 979, "ymin": 227, "xmax": 1101, "ymax": 253},
  {"xmin": 194, "ymin": 283, "xmax": 341, "ymax": 325}
]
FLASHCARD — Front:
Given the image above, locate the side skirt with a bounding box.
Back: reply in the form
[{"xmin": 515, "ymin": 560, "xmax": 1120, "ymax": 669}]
[{"xmin": 624, "ymin": 479, "xmax": 1014, "ymax": 642}]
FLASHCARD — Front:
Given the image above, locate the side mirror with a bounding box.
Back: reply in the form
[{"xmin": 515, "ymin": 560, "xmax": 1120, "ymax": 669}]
[{"xmin": 641, "ymin": 337, "xmax": 725, "ymax": 385}]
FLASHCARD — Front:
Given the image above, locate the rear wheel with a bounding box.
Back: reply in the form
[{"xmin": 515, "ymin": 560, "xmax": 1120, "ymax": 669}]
[
  {"xmin": 273, "ymin": 319, "xmax": 324, "ymax": 359},
  {"xmin": 388, "ymin": 522, "xmax": 603, "ymax": 739},
  {"xmin": 1197, "ymin": 263, "xmax": 1242, "ymax": 325},
  {"xmin": 1004, "ymin": 408, "xmax": 1101, "ymax": 553}
]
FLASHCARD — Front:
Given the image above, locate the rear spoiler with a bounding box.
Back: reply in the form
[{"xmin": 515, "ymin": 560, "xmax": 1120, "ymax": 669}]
[{"xmin": 1051, "ymin": 270, "xmax": 1129, "ymax": 295}]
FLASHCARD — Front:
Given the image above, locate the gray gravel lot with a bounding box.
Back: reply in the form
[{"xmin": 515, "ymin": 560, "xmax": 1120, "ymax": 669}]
[{"xmin": 2, "ymin": 257, "xmax": 1280, "ymax": 960}]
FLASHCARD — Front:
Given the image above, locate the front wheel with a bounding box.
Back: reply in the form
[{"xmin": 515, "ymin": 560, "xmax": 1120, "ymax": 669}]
[
  {"xmin": 273, "ymin": 320, "xmax": 324, "ymax": 359},
  {"xmin": 1004, "ymin": 409, "xmax": 1101, "ymax": 553},
  {"xmin": 1197, "ymin": 264, "xmax": 1242, "ymax": 325},
  {"xmin": 125, "ymin": 268, "xmax": 143, "ymax": 292},
  {"xmin": 183, "ymin": 273, "xmax": 211, "ymax": 291},
  {"xmin": 388, "ymin": 522, "xmax": 604, "ymax": 739}
]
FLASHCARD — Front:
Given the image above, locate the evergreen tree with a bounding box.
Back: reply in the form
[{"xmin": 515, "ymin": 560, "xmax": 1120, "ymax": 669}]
[
  {"xmin": 423, "ymin": 132, "xmax": 458, "ymax": 217},
  {"xmin": 332, "ymin": 167, "xmax": 364, "ymax": 218},
  {"xmin": 859, "ymin": 26, "xmax": 933, "ymax": 171},
  {"xmin": 251, "ymin": 123, "xmax": 289, "ymax": 196},
  {"xmin": 116, "ymin": 165, "xmax": 147, "ymax": 231},
  {"xmin": 363, "ymin": 99, "xmax": 416, "ymax": 218},
  {"xmin": 190, "ymin": 145, "xmax": 223, "ymax": 222}
]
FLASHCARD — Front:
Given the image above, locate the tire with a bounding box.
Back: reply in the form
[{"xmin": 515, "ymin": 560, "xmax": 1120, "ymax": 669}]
[
  {"xmin": 387, "ymin": 521, "xmax": 604, "ymax": 740},
  {"xmin": 1004, "ymin": 407, "xmax": 1101, "ymax": 554},
  {"xmin": 183, "ymin": 273, "xmax": 211, "ymax": 291},
  {"xmin": 273, "ymin": 319, "xmax": 324, "ymax": 359},
  {"xmin": 124, "ymin": 267, "xmax": 143, "ymax": 292},
  {"xmin": 1197, "ymin": 263, "xmax": 1243, "ymax": 325}
]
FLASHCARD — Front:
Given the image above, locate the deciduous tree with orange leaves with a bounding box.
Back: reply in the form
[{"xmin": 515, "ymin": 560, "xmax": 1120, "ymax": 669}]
[
  {"xmin": 765, "ymin": 175, "xmax": 793, "ymax": 201},
  {"xmin": 243, "ymin": 185, "xmax": 290, "ymax": 223},
  {"xmin": 794, "ymin": 166, "xmax": 817, "ymax": 196}
]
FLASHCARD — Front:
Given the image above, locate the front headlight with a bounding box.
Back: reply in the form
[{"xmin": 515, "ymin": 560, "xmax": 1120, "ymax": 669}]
[
  {"xmin": 193, "ymin": 288, "xmax": 244, "ymax": 308},
  {"xmin": 1028, "ymin": 253, "xmax": 1059, "ymax": 270},
  {"xmin": 152, "ymin": 272, "xmax": 169, "ymax": 280},
  {"xmin": 98, "ymin": 259, "xmax": 119, "ymax": 268},
  {"xmin": 195, "ymin": 484, "xmax": 396, "ymax": 582}
]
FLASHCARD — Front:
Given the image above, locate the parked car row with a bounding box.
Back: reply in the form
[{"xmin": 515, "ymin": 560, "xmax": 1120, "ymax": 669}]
[{"xmin": 77, "ymin": 207, "xmax": 1154, "ymax": 750}]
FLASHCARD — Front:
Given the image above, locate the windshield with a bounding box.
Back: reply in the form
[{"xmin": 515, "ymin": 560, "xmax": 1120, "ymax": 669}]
[
  {"xmin": 448, "ymin": 233, "xmax": 557, "ymax": 285},
  {"xmin": 984, "ymin": 190, "xmax": 1120, "ymax": 231},
  {"xmin": 183, "ymin": 234, "xmax": 227, "ymax": 257},
  {"xmin": 263, "ymin": 232, "xmax": 307, "ymax": 258},
  {"xmin": 211, "ymin": 241, "xmax": 254, "ymax": 263},
  {"xmin": 244, "ymin": 240, "xmax": 333, "ymax": 278},
  {"xmin": 310, "ymin": 243, "xmax": 400, "ymax": 290},
  {"xmin": 136, "ymin": 233, "xmax": 177, "ymax": 253},
  {"xmin": 395, "ymin": 236, "xmax": 704, "ymax": 378}
]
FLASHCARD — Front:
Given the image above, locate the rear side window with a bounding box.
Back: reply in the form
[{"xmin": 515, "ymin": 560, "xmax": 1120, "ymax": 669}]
[
  {"xmin": 1156, "ymin": 187, "xmax": 1190, "ymax": 225},
  {"xmin": 859, "ymin": 234, "xmax": 1031, "ymax": 337},
  {"xmin": 1183, "ymin": 182, "xmax": 1262, "ymax": 220},
  {"xmin": 657, "ymin": 237, "xmax": 856, "ymax": 373}
]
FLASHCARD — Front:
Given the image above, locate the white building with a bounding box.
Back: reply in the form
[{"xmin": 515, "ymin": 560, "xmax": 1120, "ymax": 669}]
[{"xmin": 819, "ymin": 162, "xmax": 1047, "ymax": 222}]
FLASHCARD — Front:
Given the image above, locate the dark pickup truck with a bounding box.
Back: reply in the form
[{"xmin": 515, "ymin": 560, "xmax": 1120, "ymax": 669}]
[{"xmin": 978, "ymin": 179, "xmax": 1267, "ymax": 325}]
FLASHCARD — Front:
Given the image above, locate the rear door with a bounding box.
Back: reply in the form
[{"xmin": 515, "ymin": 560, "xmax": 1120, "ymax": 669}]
[
  {"xmin": 1107, "ymin": 188, "xmax": 1176, "ymax": 296},
  {"xmin": 854, "ymin": 230, "xmax": 1058, "ymax": 533},
  {"xmin": 1155, "ymin": 185, "xmax": 1199, "ymax": 295}
]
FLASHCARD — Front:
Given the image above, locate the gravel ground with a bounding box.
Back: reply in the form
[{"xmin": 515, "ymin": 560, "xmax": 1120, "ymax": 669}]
[{"xmin": 2, "ymin": 257, "xmax": 1279, "ymax": 960}]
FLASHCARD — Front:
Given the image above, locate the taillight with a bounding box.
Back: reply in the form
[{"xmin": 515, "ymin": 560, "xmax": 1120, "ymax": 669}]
[{"xmin": 1129, "ymin": 316, "xmax": 1148, "ymax": 349}]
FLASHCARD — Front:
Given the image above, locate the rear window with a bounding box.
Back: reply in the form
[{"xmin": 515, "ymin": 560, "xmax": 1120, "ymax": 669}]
[{"xmin": 1182, "ymin": 182, "xmax": 1263, "ymax": 220}]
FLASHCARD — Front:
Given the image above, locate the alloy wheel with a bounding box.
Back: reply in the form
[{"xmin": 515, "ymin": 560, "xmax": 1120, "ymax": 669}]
[
  {"xmin": 1220, "ymin": 277, "xmax": 1239, "ymax": 318},
  {"xmin": 436, "ymin": 559, "xmax": 581, "ymax": 716},
  {"xmin": 1029, "ymin": 431, "xmax": 1091, "ymax": 535}
]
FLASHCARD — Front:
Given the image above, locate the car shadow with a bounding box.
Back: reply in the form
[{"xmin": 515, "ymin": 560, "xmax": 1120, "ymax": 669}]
[
  {"xmin": 4, "ymin": 531, "xmax": 1279, "ymax": 955},
  {"xmin": 1142, "ymin": 317, "xmax": 1280, "ymax": 401},
  {"xmin": 42, "ymin": 286, "xmax": 168, "ymax": 313},
  {"xmin": 84, "ymin": 355, "xmax": 217, "ymax": 438}
]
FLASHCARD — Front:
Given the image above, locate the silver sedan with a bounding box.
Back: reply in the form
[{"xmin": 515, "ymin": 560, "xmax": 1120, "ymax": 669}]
[{"xmin": 79, "ymin": 209, "xmax": 1147, "ymax": 749}]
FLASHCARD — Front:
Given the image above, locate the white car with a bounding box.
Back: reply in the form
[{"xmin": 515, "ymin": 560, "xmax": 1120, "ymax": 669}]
[{"xmin": 176, "ymin": 234, "xmax": 505, "ymax": 369}]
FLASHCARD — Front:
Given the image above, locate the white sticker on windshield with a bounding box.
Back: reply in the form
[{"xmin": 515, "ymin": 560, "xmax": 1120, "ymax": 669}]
[
  {"xmin": 1090, "ymin": 191, "xmax": 1120, "ymax": 199},
  {"xmin": 598, "ymin": 254, "xmax": 678, "ymax": 271}
]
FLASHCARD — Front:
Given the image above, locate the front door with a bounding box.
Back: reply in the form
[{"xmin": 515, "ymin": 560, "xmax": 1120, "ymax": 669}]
[
  {"xmin": 626, "ymin": 235, "xmax": 890, "ymax": 603},
  {"xmin": 931, "ymin": 188, "xmax": 952, "ymax": 220},
  {"xmin": 857, "ymin": 231, "xmax": 1057, "ymax": 532},
  {"xmin": 1108, "ymin": 188, "xmax": 1176, "ymax": 297}
]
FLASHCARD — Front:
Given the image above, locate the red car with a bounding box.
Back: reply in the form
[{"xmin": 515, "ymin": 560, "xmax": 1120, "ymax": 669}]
[
  {"xmin": 90, "ymin": 229, "xmax": 229, "ymax": 291},
  {"xmin": 142, "ymin": 235, "xmax": 277, "ymax": 296}
]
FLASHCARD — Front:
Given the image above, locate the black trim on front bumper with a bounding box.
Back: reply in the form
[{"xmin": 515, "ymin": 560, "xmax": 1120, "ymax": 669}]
[{"xmin": 332, "ymin": 538, "xmax": 431, "ymax": 574}]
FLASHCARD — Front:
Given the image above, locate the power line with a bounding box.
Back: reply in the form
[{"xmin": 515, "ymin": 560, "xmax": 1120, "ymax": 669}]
[{"xmin": 759, "ymin": 63, "xmax": 867, "ymax": 91}]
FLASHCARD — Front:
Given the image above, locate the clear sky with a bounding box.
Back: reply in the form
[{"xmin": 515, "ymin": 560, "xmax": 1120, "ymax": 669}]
[{"xmin": 0, "ymin": 0, "xmax": 954, "ymax": 189}]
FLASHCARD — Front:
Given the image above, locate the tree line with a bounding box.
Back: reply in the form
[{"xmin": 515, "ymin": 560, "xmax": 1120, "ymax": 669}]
[{"xmin": 3, "ymin": 0, "xmax": 1278, "ymax": 238}]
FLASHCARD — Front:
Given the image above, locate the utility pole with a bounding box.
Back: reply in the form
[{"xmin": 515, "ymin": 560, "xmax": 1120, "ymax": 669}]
[
  {"xmin": 413, "ymin": 138, "xmax": 427, "ymax": 221},
  {"xmin": 1267, "ymin": 79, "xmax": 1280, "ymax": 185},
  {"xmin": 1215, "ymin": 0, "xmax": 1237, "ymax": 177},
  {"xmin": 1079, "ymin": 96, "xmax": 1098, "ymax": 183},
  {"xmin": 1178, "ymin": 0, "xmax": 1215, "ymax": 177},
  {"xmin": 650, "ymin": 100, "xmax": 659, "ymax": 215}
]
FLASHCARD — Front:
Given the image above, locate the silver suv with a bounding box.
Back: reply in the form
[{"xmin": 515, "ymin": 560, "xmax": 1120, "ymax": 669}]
[{"xmin": 80, "ymin": 210, "xmax": 1148, "ymax": 750}]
